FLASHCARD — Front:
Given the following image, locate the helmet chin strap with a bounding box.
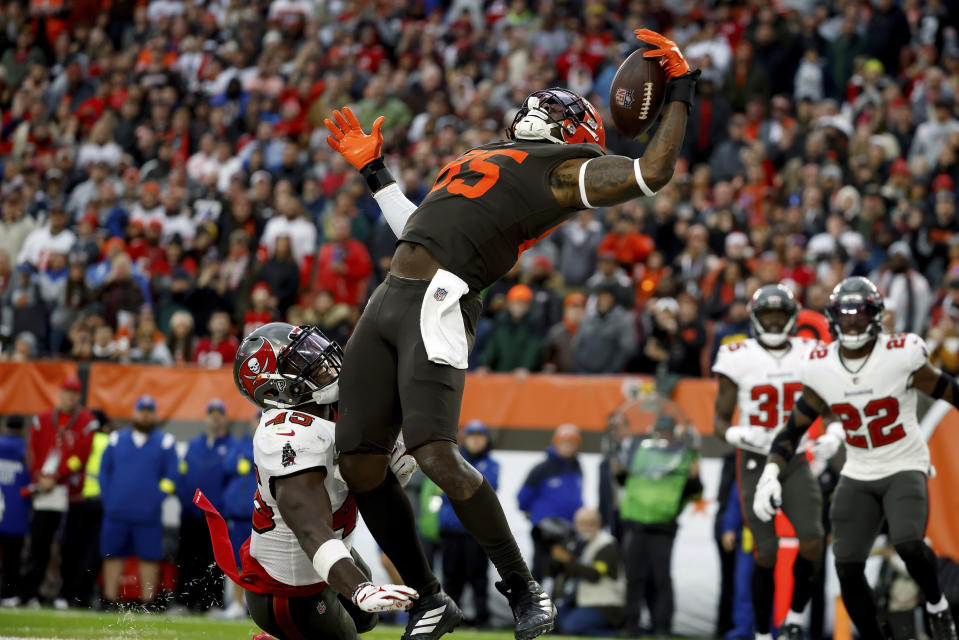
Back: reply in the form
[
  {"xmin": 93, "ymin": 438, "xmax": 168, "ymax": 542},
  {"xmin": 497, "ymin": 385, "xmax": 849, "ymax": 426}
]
[
  {"xmin": 838, "ymin": 332, "xmax": 873, "ymax": 349},
  {"xmin": 311, "ymin": 381, "xmax": 339, "ymax": 405},
  {"xmin": 513, "ymin": 96, "xmax": 566, "ymax": 145},
  {"xmin": 758, "ymin": 332, "xmax": 789, "ymax": 348}
]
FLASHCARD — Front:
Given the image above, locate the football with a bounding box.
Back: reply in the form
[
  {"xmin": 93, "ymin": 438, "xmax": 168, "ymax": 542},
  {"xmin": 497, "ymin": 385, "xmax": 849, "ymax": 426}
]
[{"xmin": 608, "ymin": 48, "xmax": 667, "ymax": 139}]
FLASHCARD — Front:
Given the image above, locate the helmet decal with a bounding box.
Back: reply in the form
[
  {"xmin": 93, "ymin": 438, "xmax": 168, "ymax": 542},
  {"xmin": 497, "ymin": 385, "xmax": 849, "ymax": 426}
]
[{"xmin": 239, "ymin": 338, "xmax": 277, "ymax": 399}]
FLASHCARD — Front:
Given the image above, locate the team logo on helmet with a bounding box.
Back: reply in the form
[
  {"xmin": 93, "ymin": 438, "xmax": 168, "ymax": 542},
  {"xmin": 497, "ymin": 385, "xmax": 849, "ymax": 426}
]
[
  {"xmin": 239, "ymin": 338, "xmax": 277, "ymax": 398},
  {"xmin": 615, "ymin": 87, "xmax": 634, "ymax": 108},
  {"xmin": 434, "ymin": 287, "xmax": 448, "ymax": 302}
]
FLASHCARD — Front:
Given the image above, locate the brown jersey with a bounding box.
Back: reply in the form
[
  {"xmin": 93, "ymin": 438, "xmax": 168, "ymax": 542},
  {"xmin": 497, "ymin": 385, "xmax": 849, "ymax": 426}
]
[{"xmin": 399, "ymin": 139, "xmax": 605, "ymax": 291}]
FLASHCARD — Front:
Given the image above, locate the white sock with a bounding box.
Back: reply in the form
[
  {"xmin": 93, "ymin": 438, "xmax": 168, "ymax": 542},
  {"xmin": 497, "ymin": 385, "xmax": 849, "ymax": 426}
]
[
  {"xmin": 785, "ymin": 609, "xmax": 804, "ymax": 626},
  {"xmin": 927, "ymin": 596, "xmax": 949, "ymax": 613},
  {"xmin": 756, "ymin": 634, "xmax": 773, "ymax": 640}
]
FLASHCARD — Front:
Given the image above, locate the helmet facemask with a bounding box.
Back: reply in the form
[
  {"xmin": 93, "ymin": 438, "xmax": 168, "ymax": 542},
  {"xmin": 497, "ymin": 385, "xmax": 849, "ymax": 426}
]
[
  {"xmin": 827, "ymin": 299, "xmax": 881, "ymax": 349},
  {"xmin": 264, "ymin": 326, "xmax": 343, "ymax": 408},
  {"xmin": 509, "ymin": 88, "xmax": 605, "ymax": 148},
  {"xmin": 750, "ymin": 307, "xmax": 795, "ymax": 348}
]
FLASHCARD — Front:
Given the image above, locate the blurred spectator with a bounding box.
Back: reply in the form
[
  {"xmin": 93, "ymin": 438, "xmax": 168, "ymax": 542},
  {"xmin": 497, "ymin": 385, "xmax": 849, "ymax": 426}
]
[
  {"xmin": 96, "ymin": 253, "xmax": 145, "ymax": 330},
  {"xmin": 1, "ymin": 263, "xmax": 46, "ymax": 350},
  {"xmin": 166, "ymin": 310, "xmax": 196, "ymax": 365},
  {"xmin": 254, "ymin": 236, "xmax": 300, "ymax": 314},
  {"xmin": 556, "ymin": 210, "xmax": 604, "ymax": 287},
  {"xmin": 0, "ymin": 194, "xmax": 37, "ymax": 262},
  {"xmin": 99, "ymin": 395, "xmax": 178, "ymax": 609},
  {"xmin": 710, "ymin": 113, "xmax": 748, "ymax": 183},
  {"xmin": 876, "ymin": 242, "xmax": 932, "ymax": 335},
  {"xmin": 597, "ymin": 209, "xmax": 654, "ymax": 270},
  {"xmin": 176, "ymin": 399, "xmax": 233, "ymax": 612},
  {"xmin": 720, "ymin": 480, "xmax": 756, "ymax": 640},
  {"xmin": 20, "ymin": 377, "xmax": 97, "ymax": 608},
  {"xmin": 439, "ymin": 421, "xmax": 498, "ymax": 628},
  {"xmin": 573, "ymin": 285, "xmax": 636, "ymax": 374},
  {"xmin": 193, "ymin": 310, "xmax": 239, "ymax": 369},
  {"xmin": 18, "ymin": 205, "xmax": 76, "ymax": 270},
  {"xmin": 518, "ymin": 424, "xmax": 584, "ymax": 580},
  {"xmin": 315, "ymin": 216, "xmax": 373, "ymax": 308},
  {"xmin": 0, "ymin": 416, "xmax": 30, "ymax": 607},
  {"xmin": 542, "ymin": 293, "xmax": 587, "ymax": 374},
  {"xmin": 618, "ymin": 415, "xmax": 702, "ymax": 637},
  {"xmin": 479, "ymin": 284, "xmax": 542, "ymax": 374},
  {"xmin": 521, "ymin": 255, "xmax": 564, "ymax": 335},
  {"xmin": 585, "ymin": 252, "xmax": 634, "ymax": 310},
  {"xmin": 552, "ymin": 507, "xmax": 625, "ymax": 636},
  {"xmin": 864, "ymin": 0, "xmax": 910, "ymax": 77},
  {"xmin": 219, "ymin": 411, "xmax": 259, "ymax": 620}
]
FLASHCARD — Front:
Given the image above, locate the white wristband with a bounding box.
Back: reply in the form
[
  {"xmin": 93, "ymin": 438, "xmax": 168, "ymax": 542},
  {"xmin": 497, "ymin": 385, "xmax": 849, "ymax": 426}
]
[
  {"xmin": 633, "ymin": 158, "xmax": 657, "ymax": 197},
  {"xmin": 578, "ymin": 159, "xmax": 594, "ymax": 208},
  {"xmin": 312, "ymin": 539, "xmax": 351, "ymax": 582}
]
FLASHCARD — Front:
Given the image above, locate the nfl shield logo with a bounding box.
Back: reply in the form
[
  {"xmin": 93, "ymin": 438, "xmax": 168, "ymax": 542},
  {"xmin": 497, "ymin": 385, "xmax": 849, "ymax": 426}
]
[
  {"xmin": 434, "ymin": 288, "xmax": 448, "ymax": 302},
  {"xmin": 615, "ymin": 87, "xmax": 634, "ymax": 108}
]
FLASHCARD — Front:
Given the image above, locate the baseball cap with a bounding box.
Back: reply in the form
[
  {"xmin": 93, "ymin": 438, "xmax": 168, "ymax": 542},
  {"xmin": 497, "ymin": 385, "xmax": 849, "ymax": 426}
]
[
  {"xmin": 207, "ymin": 398, "xmax": 226, "ymax": 414},
  {"xmin": 506, "ymin": 284, "xmax": 533, "ymax": 303},
  {"xmin": 462, "ymin": 419, "xmax": 489, "ymax": 436},
  {"xmin": 135, "ymin": 395, "xmax": 157, "ymax": 412},
  {"xmin": 890, "ymin": 157, "xmax": 910, "ymax": 177},
  {"xmin": 61, "ymin": 376, "xmax": 82, "ymax": 392}
]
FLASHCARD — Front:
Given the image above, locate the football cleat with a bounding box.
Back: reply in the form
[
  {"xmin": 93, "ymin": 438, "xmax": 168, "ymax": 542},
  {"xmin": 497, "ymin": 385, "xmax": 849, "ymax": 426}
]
[
  {"xmin": 495, "ymin": 573, "xmax": 556, "ymax": 640},
  {"xmin": 402, "ymin": 590, "xmax": 462, "ymax": 640},
  {"xmin": 930, "ymin": 608, "xmax": 959, "ymax": 640},
  {"xmin": 778, "ymin": 622, "xmax": 804, "ymax": 640}
]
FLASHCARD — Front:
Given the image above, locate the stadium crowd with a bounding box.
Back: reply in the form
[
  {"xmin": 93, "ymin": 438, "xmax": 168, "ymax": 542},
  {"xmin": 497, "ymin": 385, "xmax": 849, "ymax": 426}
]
[
  {"xmin": 2, "ymin": 0, "xmax": 959, "ymax": 636},
  {"xmin": 0, "ymin": 0, "xmax": 956, "ymax": 376}
]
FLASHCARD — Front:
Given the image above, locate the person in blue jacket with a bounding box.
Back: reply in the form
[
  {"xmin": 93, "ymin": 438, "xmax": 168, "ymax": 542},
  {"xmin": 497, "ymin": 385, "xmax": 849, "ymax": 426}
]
[
  {"xmin": 176, "ymin": 398, "xmax": 235, "ymax": 613},
  {"xmin": 721, "ymin": 480, "xmax": 756, "ymax": 640},
  {"xmin": 439, "ymin": 420, "xmax": 500, "ymax": 628},
  {"xmin": 0, "ymin": 416, "xmax": 30, "ymax": 606},
  {"xmin": 99, "ymin": 395, "xmax": 178, "ymax": 609},
  {"xmin": 217, "ymin": 409, "xmax": 259, "ymax": 620},
  {"xmin": 518, "ymin": 423, "xmax": 584, "ymax": 580}
]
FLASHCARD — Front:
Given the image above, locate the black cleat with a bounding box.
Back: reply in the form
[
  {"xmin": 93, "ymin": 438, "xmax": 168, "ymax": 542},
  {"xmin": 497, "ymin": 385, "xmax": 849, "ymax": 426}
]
[
  {"xmin": 402, "ymin": 590, "xmax": 462, "ymax": 640},
  {"xmin": 930, "ymin": 608, "xmax": 959, "ymax": 640},
  {"xmin": 495, "ymin": 573, "xmax": 556, "ymax": 640},
  {"xmin": 778, "ymin": 622, "xmax": 804, "ymax": 640}
]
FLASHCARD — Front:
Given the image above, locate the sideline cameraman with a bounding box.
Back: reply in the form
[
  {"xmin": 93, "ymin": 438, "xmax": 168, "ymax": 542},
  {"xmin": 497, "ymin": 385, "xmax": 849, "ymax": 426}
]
[{"xmin": 550, "ymin": 507, "xmax": 625, "ymax": 636}]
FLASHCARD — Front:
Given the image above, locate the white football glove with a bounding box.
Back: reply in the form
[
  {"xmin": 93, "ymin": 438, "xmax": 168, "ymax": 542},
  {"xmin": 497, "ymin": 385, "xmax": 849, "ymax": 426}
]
[
  {"xmin": 810, "ymin": 421, "xmax": 844, "ymax": 461},
  {"xmin": 725, "ymin": 426, "xmax": 774, "ymax": 455},
  {"xmin": 752, "ymin": 463, "xmax": 782, "ymax": 522},
  {"xmin": 390, "ymin": 439, "xmax": 418, "ymax": 488},
  {"xmin": 351, "ymin": 582, "xmax": 418, "ymax": 613}
]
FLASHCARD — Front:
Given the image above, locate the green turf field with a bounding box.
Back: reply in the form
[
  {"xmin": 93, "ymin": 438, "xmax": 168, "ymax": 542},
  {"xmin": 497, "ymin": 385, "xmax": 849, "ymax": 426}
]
[{"xmin": 0, "ymin": 607, "xmax": 700, "ymax": 639}]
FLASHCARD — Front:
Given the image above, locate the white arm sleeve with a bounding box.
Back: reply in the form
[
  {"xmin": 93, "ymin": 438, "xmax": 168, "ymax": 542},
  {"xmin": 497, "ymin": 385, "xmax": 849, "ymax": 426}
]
[{"xmin": 373, "ymin": 183, "xmax": 419, "ymax": 238}]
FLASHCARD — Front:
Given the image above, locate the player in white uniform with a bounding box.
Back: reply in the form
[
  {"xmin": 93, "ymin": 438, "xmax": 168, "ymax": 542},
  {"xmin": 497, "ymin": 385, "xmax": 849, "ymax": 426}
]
[
  {"xmin": 756, "ymin": 277, "xmax": 959, "ymax": 640},
  {"xmin": 194, "ymin": 322, "xmax": 418, "ymax": 640},
  {"xmin": 713, "ymin": 284, "xmax": 828, "ymax": 640}
]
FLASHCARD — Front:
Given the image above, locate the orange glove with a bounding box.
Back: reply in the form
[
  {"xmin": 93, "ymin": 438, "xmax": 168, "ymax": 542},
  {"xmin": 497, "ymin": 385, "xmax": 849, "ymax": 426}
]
[
  {"xmin": 325, "ymin": 107, "xmax": 385, "ymax": 171},
  {"xmin": 635, "ymin": 29, "xmax": 691, "ymax": 80}
]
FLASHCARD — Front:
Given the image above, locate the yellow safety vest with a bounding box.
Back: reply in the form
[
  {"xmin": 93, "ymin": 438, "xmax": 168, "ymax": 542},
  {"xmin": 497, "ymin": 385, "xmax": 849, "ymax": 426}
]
[{"xmin": 82, "ymin": 432, "xmax": 109, "ymax": 499}]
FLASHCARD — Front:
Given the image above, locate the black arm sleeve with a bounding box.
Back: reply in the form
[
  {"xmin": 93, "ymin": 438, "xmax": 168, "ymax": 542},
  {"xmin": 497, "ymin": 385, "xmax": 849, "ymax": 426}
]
[{"xmin": 769, "ymin": 412, "xmax": 809, "ymax": 463}]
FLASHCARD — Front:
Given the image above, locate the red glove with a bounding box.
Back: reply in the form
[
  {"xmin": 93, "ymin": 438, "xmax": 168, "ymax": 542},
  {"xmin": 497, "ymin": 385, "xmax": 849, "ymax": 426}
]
[
  {"xmin": 635, "ymin": 29, "xmax": 691, "ymax": 80},
  {"xmin": 325, "ymin": 107, "xmax": 385, "ymax": 171}
]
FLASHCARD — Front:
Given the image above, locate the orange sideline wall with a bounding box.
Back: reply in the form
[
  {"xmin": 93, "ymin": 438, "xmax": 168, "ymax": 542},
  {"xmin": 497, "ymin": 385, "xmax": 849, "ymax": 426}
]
[{"xmin": 1, "ymin": 362, "xmax": 957, "ymax": 560}]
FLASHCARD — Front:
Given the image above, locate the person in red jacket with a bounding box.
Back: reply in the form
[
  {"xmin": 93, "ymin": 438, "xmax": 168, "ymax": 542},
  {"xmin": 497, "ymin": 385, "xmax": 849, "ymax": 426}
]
[
  {"xmin": 21, "ymin": 376, "xmax": 98, "ymax": 608},
  {"xmin": 193, "ymin": 310, "xmax": 240, "ymax": 368},
  {"xmin": 597, "ymin": 214, "xmax": 654, "ymax": 270},
  {"xmin": 316, "ymin": 215, "xmax": 373, "ymax": 307}
]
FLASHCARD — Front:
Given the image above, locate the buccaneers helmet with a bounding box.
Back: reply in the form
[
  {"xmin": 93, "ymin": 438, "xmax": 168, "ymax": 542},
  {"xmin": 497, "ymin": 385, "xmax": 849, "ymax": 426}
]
[
  {"xmin": 749, "ymin": 284, "xmax": 799, "ymax": 348},
  {"xmin": 508, "ymin": 88, "xmax": 606, "ymax": 148},
  {"xmin": 233, "ymin": 323, "xmax": 343, "ymax": 410},
  {"xmin": 825, "ymin": 277, "xmax": 884, "ymax": 349}
]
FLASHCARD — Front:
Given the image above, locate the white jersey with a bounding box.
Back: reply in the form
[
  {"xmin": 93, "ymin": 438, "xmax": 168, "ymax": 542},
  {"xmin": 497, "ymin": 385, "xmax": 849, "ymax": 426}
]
[
  {"xmin": 801, "ymin": 333, "xmax": 931, "ymax": 482},
  {"xmin": 713, "ymin": 337, "xmax": 815, "ymax": 440},
  {"xmin": 249, "ymin": 407, "xmax": 355, "ymax": 587}
]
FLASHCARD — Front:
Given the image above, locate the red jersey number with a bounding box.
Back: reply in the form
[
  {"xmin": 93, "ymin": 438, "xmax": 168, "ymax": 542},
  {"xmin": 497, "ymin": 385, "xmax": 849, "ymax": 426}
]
[
  {"xmin": 830, "ymin": 397, "xmax": 904, "ymax": 449},
  {"xmin": 749, "ymin": 382, "xmax": 803, "ymax": 429},
  {"xmin": 332, "ymin": 493, "xmax": 358, "ymax": 538},
  {"xmin": 264, "ymin": 411, "xmax": 314, "ymax": 428},
  {"xmin": 430, "ymin": 149, "xmax": 529, "ymax": 199},
  {"xmin": 887, "ymin": 334, "xmax": 907, "ymax": 350}
]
